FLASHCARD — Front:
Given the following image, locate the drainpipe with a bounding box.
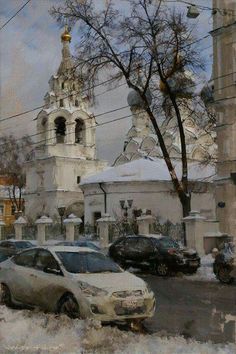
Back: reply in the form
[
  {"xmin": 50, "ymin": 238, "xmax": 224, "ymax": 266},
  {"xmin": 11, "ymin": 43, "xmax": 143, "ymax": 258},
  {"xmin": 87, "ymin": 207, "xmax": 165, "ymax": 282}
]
[{"xmin": 99, "ymin": 183, "xmax": 107, "ymax": 213}]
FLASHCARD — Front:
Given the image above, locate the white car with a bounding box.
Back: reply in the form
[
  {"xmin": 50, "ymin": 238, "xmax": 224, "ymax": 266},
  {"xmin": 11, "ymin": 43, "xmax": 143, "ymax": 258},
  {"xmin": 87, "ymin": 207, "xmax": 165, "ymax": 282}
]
[{"xmin": 0, "ymin": 246, "xmax": 155, "ymax": 324}]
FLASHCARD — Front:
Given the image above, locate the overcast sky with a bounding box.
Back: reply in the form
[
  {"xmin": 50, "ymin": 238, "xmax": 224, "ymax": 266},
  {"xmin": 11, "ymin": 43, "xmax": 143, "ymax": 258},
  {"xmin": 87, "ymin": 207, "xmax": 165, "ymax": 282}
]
[{"xmin": 0, "ymin": 0, "xmax": 213, "ymax": 163}]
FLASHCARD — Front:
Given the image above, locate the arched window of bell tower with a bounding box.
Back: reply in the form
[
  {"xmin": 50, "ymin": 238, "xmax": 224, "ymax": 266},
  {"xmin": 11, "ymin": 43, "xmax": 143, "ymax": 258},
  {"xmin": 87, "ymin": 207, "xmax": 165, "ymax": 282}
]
[
  {"xmin": 75, "ymin": 119, "xmax": 84, "ymax": 144},
  {"xmin": 75, "ymin": 99, "xmax": 79, "ymax": 107},
  {"xmin": 55, "ymin": 117, "xmax": 66, "ymax": 143}
]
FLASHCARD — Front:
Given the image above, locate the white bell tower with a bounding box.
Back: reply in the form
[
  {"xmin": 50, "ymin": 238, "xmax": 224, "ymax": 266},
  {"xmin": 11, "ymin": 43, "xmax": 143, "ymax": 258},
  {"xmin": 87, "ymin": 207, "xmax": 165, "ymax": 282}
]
[{"xmin": 24, "ymin": 27, "xmax": 107, "ymax": 221}]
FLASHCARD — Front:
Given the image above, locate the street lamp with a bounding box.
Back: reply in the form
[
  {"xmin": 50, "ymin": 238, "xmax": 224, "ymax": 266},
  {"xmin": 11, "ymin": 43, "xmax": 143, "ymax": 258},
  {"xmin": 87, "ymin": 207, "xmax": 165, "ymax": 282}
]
[
  {"xmin": 187, "ymin": 5, "xmax": 200, "ymax": 18},
  {"xmin": 58, "ymin": 206, "xmax": 66, "ymax": 235}
]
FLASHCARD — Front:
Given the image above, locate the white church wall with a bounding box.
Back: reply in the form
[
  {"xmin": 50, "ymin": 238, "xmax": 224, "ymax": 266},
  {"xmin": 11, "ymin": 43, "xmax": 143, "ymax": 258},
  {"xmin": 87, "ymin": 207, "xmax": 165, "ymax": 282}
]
[{"xmin": 82, "ymin": 180, "xmax": 216, "ymax": 226}]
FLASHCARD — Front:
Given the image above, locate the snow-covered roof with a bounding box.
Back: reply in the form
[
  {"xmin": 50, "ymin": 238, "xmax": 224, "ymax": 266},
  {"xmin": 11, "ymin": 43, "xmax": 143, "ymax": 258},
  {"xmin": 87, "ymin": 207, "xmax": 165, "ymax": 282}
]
[{"xmin": 80, "ymin": 158, "xmax": 215, "ymax": 185}]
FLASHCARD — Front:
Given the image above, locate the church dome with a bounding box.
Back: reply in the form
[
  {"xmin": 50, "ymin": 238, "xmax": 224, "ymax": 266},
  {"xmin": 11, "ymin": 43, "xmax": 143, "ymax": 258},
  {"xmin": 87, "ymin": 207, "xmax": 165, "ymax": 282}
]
[
  {"xmin": 127, "ymin": 89, "xmax": 152, "ymax": 108},
  {"xmin": 61, "ymin": 26, "xmax": 71, "ymax": 42}
]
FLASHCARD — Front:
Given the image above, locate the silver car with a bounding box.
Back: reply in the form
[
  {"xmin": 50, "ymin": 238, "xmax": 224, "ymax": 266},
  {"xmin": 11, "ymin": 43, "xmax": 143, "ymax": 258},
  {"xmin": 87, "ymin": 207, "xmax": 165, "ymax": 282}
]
[{"xmin": 0, "ymin": 246, "xmax": 155, "ymax": 324}]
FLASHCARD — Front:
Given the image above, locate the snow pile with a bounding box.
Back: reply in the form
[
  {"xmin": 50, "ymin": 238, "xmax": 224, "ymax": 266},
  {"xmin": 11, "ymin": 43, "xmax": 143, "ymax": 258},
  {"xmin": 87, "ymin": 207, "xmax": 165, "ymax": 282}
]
[
  {"xmin": 184, "ymin": 254, "xmax": 217, "ymax": 282},
  {"xmin": 0, "ymin": 306, "xmax": 235, "ymax": 354}
]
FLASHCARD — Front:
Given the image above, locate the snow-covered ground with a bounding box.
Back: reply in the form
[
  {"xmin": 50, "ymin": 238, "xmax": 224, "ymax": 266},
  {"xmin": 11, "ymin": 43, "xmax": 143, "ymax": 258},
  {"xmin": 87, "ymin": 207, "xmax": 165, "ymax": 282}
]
[{"xmin": 0, "ymin": 306, "xmax": 234, "ymax": 354}]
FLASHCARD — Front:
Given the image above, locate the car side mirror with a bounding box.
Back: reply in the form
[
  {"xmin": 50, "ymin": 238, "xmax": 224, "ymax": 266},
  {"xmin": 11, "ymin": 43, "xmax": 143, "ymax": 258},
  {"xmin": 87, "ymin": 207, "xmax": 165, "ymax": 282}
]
[{"xmin": 43, "ymin": 267, "xmax": 62, "ymax": 276}]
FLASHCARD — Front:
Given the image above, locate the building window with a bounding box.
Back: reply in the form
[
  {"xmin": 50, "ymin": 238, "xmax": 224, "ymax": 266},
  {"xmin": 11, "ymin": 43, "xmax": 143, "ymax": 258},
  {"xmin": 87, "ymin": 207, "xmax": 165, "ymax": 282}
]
[
  {"xmin": 60, "ymin": 99, "xmax": 64, "ymax": 107},
  {"xmin": 61, "ymin": 82, "xmax": 64, "ymax": 89},
  {"xmin": 75, "ymin": 119, "xmax": 84, "ymax": 144},
  {"xmin": 11, "ymin": 205, "xmax": 15, "ymax": 215},
  {"xmin": 77, "ymin": 176, "xmax": 81, "ymax": 184},
  {"xmin": 93, "ymin": 212, "xmax": 101, "ymax": 222},
  {"xmin": 55, "ymin": 116, "xmax": 66, "ymax": 143},
  {"xmin": 0, "ymin": 205, "xmax": 4, "ymax": 217},
  {"xmin": 75, "ymin": 99, "xmax": 79, "ymax": 107}
]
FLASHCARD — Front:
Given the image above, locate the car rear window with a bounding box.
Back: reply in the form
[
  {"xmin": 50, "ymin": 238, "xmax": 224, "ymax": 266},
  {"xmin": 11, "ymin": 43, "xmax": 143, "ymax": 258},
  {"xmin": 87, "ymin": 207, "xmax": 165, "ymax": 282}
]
[
  {"xmin": 56, "ymin": 251, "xmax": 122, "ymax": 273},
  {"xmin": 15, "ymin": 241, "xmax": 33, "ymax": 249}
]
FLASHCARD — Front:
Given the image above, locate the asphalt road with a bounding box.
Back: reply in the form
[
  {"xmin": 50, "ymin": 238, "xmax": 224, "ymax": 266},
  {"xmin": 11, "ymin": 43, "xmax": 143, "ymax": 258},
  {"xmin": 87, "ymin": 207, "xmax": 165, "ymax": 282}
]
[{"xmin": 141, "ymin": 275, "xmax": 236, "ymax": 343}]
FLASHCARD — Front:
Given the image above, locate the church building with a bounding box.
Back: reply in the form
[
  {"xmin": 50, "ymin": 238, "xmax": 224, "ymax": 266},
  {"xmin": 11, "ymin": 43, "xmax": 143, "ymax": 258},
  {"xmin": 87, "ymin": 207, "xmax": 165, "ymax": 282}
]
[
  {"xmin": 80, "ymin": 88, "xmax": 217, "ymax": 228},
  {"xmin": 24, "ymin": 27, "xmax": 107, "ymax": 221}
]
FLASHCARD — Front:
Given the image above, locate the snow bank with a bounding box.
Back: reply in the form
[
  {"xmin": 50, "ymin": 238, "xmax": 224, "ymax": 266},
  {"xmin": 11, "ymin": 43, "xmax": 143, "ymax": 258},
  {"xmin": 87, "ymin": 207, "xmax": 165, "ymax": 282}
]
[
  {"xmin": 183, "ymin": 254, "xmax": 217, "ymax": 282},
  {"xmin": 0, "ymin": 306, "xmax": 235, "ymax": 354}
]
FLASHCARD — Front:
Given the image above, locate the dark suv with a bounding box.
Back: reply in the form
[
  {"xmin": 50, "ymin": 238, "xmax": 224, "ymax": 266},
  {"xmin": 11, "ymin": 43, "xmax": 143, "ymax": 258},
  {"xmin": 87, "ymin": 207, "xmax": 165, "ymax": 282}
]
[{"xmin": 109, "ymin": 235, "xmax": 200, "ymax": 276}]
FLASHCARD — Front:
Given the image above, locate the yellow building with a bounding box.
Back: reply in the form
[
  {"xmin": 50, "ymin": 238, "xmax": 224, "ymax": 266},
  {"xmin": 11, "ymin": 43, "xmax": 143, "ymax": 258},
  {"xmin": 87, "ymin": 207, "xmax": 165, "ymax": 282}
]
[{"xmin": 0, "ymin": 176, "xmax": 19, "ymax": 226}]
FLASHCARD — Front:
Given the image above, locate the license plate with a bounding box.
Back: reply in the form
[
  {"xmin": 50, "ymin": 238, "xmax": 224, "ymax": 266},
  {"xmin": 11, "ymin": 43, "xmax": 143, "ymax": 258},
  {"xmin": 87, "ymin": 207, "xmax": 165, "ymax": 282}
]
[
  {"xmin": 123, "ymin": 299, "xmax": 140, "ymax": 308},
  {"xmin": 189, "ymin": 261, "xmax": 198, "ymax": 266}
]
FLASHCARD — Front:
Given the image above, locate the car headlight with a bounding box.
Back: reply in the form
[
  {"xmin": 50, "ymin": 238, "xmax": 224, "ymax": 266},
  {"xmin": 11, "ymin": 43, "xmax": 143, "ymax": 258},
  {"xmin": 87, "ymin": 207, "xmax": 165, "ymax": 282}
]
[{"xmin": 78, "ymin": 281, "xmax": 108, "ymax": 297}]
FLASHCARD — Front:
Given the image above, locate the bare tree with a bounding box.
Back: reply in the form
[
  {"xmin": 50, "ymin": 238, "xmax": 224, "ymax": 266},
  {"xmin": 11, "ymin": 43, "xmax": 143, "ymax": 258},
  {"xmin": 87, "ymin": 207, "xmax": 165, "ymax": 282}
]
[
  {"xmin": 51, "ymin": 0, "xmax": 212, "ymax": 222},
  {"xmin": 0, "ymin": 135, "xmax": 33, "ymax": 215}
]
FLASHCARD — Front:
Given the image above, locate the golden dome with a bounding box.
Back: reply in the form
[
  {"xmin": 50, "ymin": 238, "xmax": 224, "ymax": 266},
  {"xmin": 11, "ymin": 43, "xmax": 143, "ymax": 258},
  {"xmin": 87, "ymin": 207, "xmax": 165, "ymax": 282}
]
[{"xmin": 61, "ymin": 25, "xmax": 71, "ymax": 42}]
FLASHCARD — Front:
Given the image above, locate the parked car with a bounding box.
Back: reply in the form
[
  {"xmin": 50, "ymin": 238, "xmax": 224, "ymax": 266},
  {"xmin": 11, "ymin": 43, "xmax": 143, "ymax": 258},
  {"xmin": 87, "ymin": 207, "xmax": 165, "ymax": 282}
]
[
  {"xmin": 0, "ymin": 246, "xmax": 155, "ymax": 325},
  {"xmin": 0, "ymin": 240, "xmax": 33, "ymax": 252},
  {"xmin": 109, "ymin": 235, "xmax": 200, "ymax": 276},
  {"xmin": 0, "ymin": 247, "xmax": 16, "ymax": 263},
  {"xmin": 56, "ymin": 240, "xmax": 101, "ymax": 251},
  {"xmin": 213, "ymin": 242, "xmax": 235, "ymax": 284}
]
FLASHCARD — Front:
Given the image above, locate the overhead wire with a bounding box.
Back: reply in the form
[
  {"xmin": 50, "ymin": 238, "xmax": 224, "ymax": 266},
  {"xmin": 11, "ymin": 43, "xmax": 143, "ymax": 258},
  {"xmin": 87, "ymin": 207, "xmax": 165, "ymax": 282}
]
[
  {"xmin": 0, "ymin": 69, "xmax": 235, "ymax": 147},
  {"xmin": 0, "ymin": 22, "xmax": 215, "ymax": 125},
  {"xmin": 165, "ymin": 0, "xmax": 236, "ymax": 15},
  {"xmin": 0, "ymin": 10, "xmax": 234, "ymax": 141},
  {"xmin": 2, "ymin": 68, "xmax": 235, "ymax": 153},
  {"xmin": 0, "ymin": 0, "xmax": 31, "ymax": 31},
  {"xmin": 0, "ymin": 111, "xmax": 138, "ymax": 155}
]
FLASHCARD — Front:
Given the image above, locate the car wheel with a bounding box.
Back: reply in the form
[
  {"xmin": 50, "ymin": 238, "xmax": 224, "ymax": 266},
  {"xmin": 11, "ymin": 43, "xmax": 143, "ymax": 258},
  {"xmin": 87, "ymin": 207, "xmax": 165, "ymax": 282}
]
[
  {"xmin": 187, "ymin": 267, "xmax": 198, "ymax": 274},
  {"xmin": 217, "ymin": 267, "xmax": 234, "ymax": 284},
  {"xmin": 58, "ymin": 294, "xmax": 80, "ymax": 319},
  {"xmin": 0, "ymin": 284, "xmax": 12, "ymax": 307},
  {"xmin": 156, "ymin": 262, "xmax": 169, "ymax": 276},
  {"xmin": 129, "ymin": 318, "xmax": 146, "ymax": 332}
]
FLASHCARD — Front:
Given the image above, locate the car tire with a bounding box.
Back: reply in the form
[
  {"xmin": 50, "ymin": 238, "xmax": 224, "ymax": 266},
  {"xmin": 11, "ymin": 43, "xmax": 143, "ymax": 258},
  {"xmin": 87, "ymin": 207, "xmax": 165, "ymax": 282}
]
[
  {"xmin": 156, "ymin": 262, "xmax": 169, "ymax": 276},
  {"xmin": 0, "ymin": 284, "xmax": 13, "ymax": 307},
  {"xmin": 217, "ymin": 267, "xmax": 234, "ymax": 284},
  {"xmin": 187, "ymin": 267, "xmax": 198, "ymax": 274},
  {"xmin": 57, "ymin": 294, "xmax": 80, "ymax": 319}
]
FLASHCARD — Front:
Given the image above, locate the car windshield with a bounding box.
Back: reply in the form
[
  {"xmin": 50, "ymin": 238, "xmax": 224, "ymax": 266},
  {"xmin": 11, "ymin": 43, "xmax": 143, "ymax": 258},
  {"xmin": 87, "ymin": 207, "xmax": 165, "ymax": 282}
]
[
  {"xmin": 155, "ymin": 237, "xmax": 180, "ymax": 249},
  {"xmin": 15, "ymin": 241, "xmax": 33, "ymax": 249},
  {"xmin": 56, "ymin": 251, "xmax": 122, "ymax": 274}
]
